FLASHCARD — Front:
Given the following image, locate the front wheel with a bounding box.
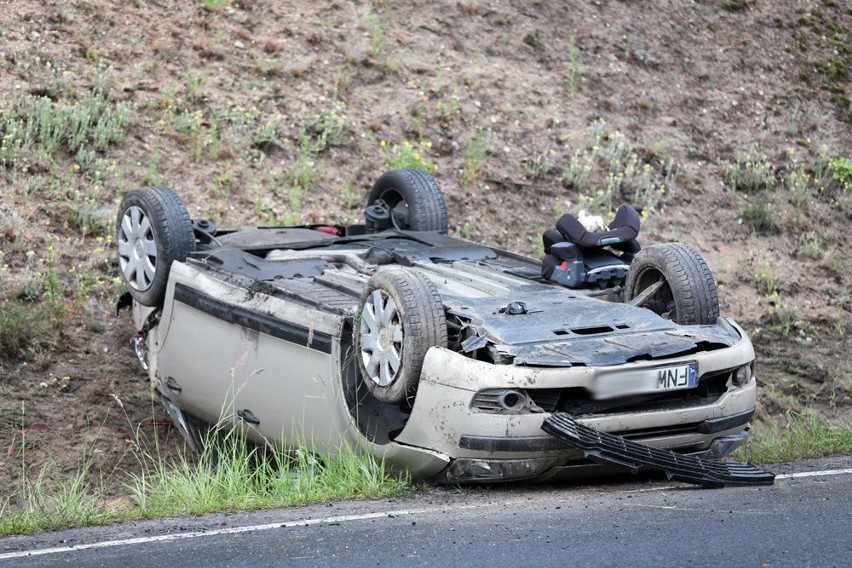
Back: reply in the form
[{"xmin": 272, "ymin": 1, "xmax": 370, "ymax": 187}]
[
  {"xmin": 624, "ymin": 243, "xmax": 720, "ymax": 325},
  {"xmin": 356, "ymin": 268, "xmax": 447, "ymax": 406}
]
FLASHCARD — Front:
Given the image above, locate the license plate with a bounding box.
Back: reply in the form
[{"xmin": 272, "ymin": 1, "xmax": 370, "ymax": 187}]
[{"xmin": 592, "ymin": 362, "xmax": 698, "ymax": 400}]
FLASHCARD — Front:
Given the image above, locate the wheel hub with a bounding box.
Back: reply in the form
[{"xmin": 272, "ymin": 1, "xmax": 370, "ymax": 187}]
[
  {"xmin": 379, "ymin": 324, "xmax": 394, "ymax": 350},
  {"xmin": 359, "ymin": 289, "xmax": 403, "ymax": 387}
]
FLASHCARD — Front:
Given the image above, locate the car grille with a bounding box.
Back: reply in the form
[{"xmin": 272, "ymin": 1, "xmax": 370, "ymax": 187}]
[{"xmin": 527, "ymin": 369, "xmax": 732, "ymax": 416}]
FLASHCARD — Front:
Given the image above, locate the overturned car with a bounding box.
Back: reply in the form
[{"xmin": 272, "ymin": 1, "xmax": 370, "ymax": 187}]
[{"xmin": 117, "ymin": 169, "xmax": 767, "ymax": 485}]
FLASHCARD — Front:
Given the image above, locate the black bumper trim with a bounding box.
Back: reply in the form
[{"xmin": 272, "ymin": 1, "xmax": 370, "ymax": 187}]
[
  {"xmin": 542, "ymin": 412, "xmax": 775, "ymax": 488},
  {"xmin": 174, "ymin": 283, "xmax": 333, "ymax": 354},
  {"xmin": 698, "ymin": 407, "xmax": 755, "ymax": 434},
  {"xmin": 459, "ymin": 435, "xmax": 570, "ymax": 453}
]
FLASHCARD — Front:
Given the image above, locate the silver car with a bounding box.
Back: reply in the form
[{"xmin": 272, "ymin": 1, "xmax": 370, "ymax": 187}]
[{"xmin": 117, "ymin": 169, "xmax": 758, "ymax": 484}]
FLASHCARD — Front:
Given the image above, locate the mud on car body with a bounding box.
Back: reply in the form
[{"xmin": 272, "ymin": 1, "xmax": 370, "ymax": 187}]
[{"xmin": 117, "ymin": 169, "xmax": 760, "ymax": 484}]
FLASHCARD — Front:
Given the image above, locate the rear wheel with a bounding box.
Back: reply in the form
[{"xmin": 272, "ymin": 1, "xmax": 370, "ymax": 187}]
[
  {"xmin": 117, "ymin": 186, "xmax": 195, "ymax": 306},
  {"xmin": 366, "ymin": 169, "xmax": 448, "ymax": 233},
  {"xmin": 356, "ymin": 268, "xmax": 447, "ymax": 406},
  {"xmin": 624, "ymin": 243, "xmax": 719, "ymax": 325}
]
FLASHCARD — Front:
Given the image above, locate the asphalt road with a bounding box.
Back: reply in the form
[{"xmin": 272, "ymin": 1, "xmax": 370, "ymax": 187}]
[{"xmin": 2, "ymin": 456, "xmax": 850, "ymax": 568}]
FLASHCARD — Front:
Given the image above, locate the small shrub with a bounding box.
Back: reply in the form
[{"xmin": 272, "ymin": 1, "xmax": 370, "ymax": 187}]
[
  {"xmin": 727, "ymin": 156, "xmax": 776, "ymax": 194},
  {"xmin": 0, "ymin": 302, "xmax": 51, "ymax": 365},
  {"xmin": 381, "ymin": 139, "xmax": 436, "ymax": 173},
  {"xmin": 742, "ymin": 194, "xmax": 778, "ymax": 235},
  {"xmin": 309, "ymin": 103, "xmax": 347, "ymax": 152},
  {"xmin": 830, "ymin": 157, "xmax": 852, "ymax": 190},
  {"xmin": 755, "ymin": 262, "xmax": 778, "ymax": 296},
  {"xmin": 787, "ymin": 168, "xmax": 812, "ymax": 208},
  {"xmin": 562, "ymin": 148, "xmax": 595, "ymax": 190},
  {"xmin": 798, "ymin": 231, "xmax": 825, "ymax": 260},
  {"xmin": 436, "ymin": 90, "xmax": 461, "ymax": 120}
]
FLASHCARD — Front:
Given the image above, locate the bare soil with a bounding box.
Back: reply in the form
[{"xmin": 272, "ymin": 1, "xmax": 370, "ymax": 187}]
[{"xmin": 1, "ymin": 0, "xmax": 850, "ymax": 499}]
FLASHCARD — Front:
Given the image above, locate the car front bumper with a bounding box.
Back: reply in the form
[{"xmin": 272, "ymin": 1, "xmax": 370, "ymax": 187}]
[{"xmin": 390, "ymin": 343, "xmax": 756, "ymax": 483}]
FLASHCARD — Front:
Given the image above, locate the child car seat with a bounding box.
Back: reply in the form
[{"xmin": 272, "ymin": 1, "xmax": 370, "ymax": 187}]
[{"xmin": 541, "ymin": 204, "xmax": 641, "ymax": 289}]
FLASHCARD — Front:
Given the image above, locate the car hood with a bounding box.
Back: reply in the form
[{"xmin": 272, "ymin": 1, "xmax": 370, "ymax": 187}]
[{"xmin": 443, "ymin": 290, "xmax": 739, "ymax": 367}]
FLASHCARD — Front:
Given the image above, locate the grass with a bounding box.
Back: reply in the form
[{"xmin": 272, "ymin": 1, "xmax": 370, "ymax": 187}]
[
  {"xmin": 736, "ymin": 412, "xmax": 852, "ymax": 464},
  {"xmin": 566, "ymin": 36, "xmax": 579, "ymax": 95},
  {"xmin": 0, "ymin": 87, "xmax": 132, "ymax": 170},
  {"xmin": 0, "ymin": 418, "xmax": 409, "ymax": 536},
  {"xmin": 461, "ymin": 130, "xmax": 489, "ymax": 186}
]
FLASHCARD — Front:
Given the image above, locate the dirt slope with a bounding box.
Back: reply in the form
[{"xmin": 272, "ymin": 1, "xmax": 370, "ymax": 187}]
[{"xmin": 0, "ymin": 0, "xmax": 850, "ymax": 495}]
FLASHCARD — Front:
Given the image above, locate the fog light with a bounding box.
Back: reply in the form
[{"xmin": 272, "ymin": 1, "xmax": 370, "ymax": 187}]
[
  {"xmin": 733, "ymin": 363, "xmax": 753, "ymax": 386},
  {"xmin": 471, "ymin": 388, "xmax": 531, "ymax": 412}
]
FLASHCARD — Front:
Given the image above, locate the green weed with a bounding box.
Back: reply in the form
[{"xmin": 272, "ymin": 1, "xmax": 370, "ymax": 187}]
[
  {"xmin": 742, "ymin": 194, "xmax": 778, "ymax": 235},
  {"xmin": 202, "ymin": 0, "xmax": 228, "ymax": 11},
  {"xmin": 381, "ymin": 139, "xmax": 436, "ymax": 173},
  {"xmin": 143, "ymin": 140, "xmax": 164, "ymax": 186},
  {"xmin": 566, "ymin": 36, "xmax": 579, "ymax": 95},
  {"xmin": 254, "ymin": 113, "xmax": 288, "ymax": 151},
  {"xmin": 436, "ymin": 90, "xmax": 461, "ymax": 120},
  {"xmin": 309, "ymin": 103, "xmax": 347, "ymax": 152},
  {"xmin": 798, "ymin": 231, "xmax": 825, "ymax": 260},
  {"xmin": 0, "ymin": 88, "xmax": 132, "ymax": 169},
  {"xmin": 830, "ymin": 157, "xmax": 852, "ymax": 190},
  {"xmin": 0, "ymin": 302, "xmax": 51, "ymax": 365},
  {"xmin": 462, "ymin": 130, "xmax": 490, "ymax": 186},
  {"xmin": 727, "ymin": 155, "xmax": 776, "ymax": 194},
  {"xmin": 787, "ymin": 168, "xmax": 812, "ymax": 208},
  {"xmin": 562, "ymin": 148, "xmax": 595, "ymax": 190},
  {"xmin": 341, "ymin": 181, "xmax": 357, "ymax": 210},
  {"xmin": 755, "ymin": 262, "xmax": 778, "ymax": 296}
]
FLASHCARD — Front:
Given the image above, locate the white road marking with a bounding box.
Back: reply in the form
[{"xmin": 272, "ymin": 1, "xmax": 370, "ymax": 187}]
[
  {"xmin": 2, "ymin": 467, "xmax": 850, "ymax": 560},
  {"xmin": 774, "ymin": 468, "xmax": 852, "ymax": 480},
  {"xmin": 0, "ymin": 510, "xmax": 431, "ymax": 560}
]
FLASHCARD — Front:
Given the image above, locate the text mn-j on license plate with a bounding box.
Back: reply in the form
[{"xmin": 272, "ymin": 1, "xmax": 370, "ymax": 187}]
[{"xmin": 593, "ymin": 362, "xmax": 698, "ymax": 400}]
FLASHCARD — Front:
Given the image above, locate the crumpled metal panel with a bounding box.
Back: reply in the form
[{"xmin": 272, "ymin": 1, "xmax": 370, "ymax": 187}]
[{"xmin": 442, "ymin": 288, "xmax": 735, "ymax": 367}]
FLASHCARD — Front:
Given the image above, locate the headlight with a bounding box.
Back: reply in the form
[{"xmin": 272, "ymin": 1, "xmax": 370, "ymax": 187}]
[{"xmin": 733, "ymin": 363, "xmax": 753, "ymax": 386}]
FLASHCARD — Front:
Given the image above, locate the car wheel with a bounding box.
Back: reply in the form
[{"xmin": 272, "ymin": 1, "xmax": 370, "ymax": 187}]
[
  {"xmin": 117, "ymin": 186, "xmax": 195, "ymax": 307},
  {"xmin": 356, "ymin": 268, "xmax": 448, "ymax": 406},
  {"xmin": 366, "ymin": 169, "xmax": 449, "ymax": 233},
  {"xmin": 624, "ymin": 243, "xmax": 720, "ymax": 325}
]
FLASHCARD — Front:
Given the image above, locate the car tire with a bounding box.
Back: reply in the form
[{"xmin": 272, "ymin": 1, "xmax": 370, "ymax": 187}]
[
  {"xmin": 117, "ymin": 186, "xmax": 195, "ymax": 307},
  {"xmin": 367, "ymin": 169, "xmax": 449, "ymax": 233},
  {"xmin": 356, "ymin": 267, "xmax": 448, "ymax": 406},
  {"xmin": 624, "ymin": 243, "xmax": 720, "ymax": 325}
]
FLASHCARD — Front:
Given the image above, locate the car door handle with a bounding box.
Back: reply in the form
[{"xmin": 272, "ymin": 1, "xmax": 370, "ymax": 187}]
[
  {"xmin": 237, "ymin": 409, "xmax": 260, "ymax": 425},
  {"xmin": 164, "ymin": 377, "xmax": 182, "ymax": 393}
]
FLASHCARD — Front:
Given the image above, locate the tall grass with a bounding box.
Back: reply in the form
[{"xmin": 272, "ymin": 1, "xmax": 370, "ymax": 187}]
[
  {"xmin": 0, "ymin": 418, "xmax": 408, "ymax": 536},
  {"xmin": 736, "ymin": 412, "xmax": 852, "ymax": 463},
  {"xmin": 0, "ymin": 465, "xmax": 107, "ymax": 535}
]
